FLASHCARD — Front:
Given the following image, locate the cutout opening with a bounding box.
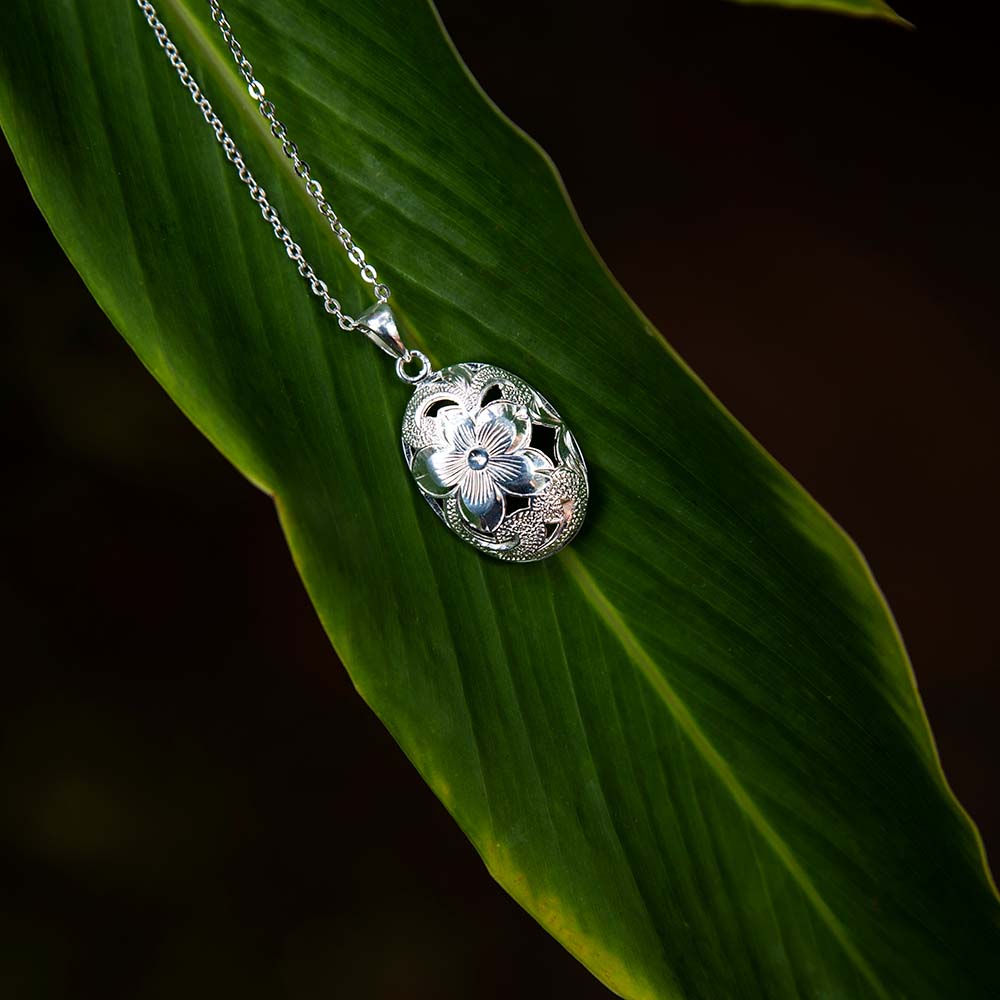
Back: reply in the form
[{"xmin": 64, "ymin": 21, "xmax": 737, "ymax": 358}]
[
  {"xmin": 504, "ymin": 494, "xmax": 531, "ymax": 515},
  {"xmin": 480, "ymin": 384, "xmax": 504, "ymax": 406},
  {"xmin": 423, "ymin": 397, "xmax": 459, "ymax": 418},
  {"xmin": 530, "ymin": 423, "xmax": 558, "ymax": 462}
]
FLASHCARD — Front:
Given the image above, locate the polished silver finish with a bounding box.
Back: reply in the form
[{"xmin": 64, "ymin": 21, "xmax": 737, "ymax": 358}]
[
  {"xmin": 357, "ymin": 303, "xmax": 408, "ymax": 360},
  {"xmin": 396, "ymin": 351, "xmax": 434, "ymax": 385},
  {"xmin": 356, "ymin": 304, "xmax": 436, "ymax": 386},
  {"xmin": 134, "ymin": 0, "xmax": 380, "ymax": 333},
  {"xmin": 136, "ymin": 2, "xmax": 590, "ymax": 561},
  {"xmin": 402, "ymin": 364, "xmax": 588, "ymax": 562}
]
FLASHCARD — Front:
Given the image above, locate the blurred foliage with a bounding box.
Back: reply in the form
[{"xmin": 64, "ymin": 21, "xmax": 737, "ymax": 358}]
[{"xmin": 729, "ymin": 0, "xmax": 907, "ymax": 26}]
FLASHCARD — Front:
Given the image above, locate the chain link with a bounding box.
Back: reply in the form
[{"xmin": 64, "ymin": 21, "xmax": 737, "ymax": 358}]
[
  {"xmin": 209, "ymin": 0, "xmax": 390, "ymax": 303},
  {"xmin": 134, "ymin": 0, "xmax": 387, "ymax": 332}
]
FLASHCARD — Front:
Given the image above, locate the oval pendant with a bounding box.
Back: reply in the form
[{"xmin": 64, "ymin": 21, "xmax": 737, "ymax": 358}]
[{"xmin": 401, "ymin": 362, "xmax": 589, "ymax": 562}]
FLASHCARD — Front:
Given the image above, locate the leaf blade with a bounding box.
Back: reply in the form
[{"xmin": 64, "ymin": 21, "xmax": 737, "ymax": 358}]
[
  {"xmin": 728, "ymin": 0, "xmax": 910, "ymax": 27},
  {"xmin": 0, "ymin": 2, "xmax": 995, "ymax": 998}
]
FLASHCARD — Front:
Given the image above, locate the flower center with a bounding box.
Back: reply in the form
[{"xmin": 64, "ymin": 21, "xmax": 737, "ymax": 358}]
[{"xmin": 467, "ymin": 446, "xmax": 490, "ymax": 471}]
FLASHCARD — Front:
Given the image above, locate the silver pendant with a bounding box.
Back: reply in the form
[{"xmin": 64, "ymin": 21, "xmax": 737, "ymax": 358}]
[
  {"xmin": 360, "ymin": 305, "xmax": 589, "ymax": 562},
  {"xmin": 136, "ymin": 1, "xmax": 587, "ymax": 562}
]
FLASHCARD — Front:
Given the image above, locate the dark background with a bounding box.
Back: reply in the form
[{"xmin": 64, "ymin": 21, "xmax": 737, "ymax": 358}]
[{"xmin": 2, "ymin": 1, "xmax": 997, "ymax": 997}]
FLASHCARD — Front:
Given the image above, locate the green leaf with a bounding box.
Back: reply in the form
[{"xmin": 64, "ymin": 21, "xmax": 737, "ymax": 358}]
[
  {"xmin": 0, "ymin": 1, "xmax": 993, "ymax": 997},
  {"xmin": 728, "ymin": 0, "xmax": 910, "ymax": 27}
]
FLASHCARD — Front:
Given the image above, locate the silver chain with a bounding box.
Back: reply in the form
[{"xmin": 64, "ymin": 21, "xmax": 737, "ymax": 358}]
[
  {"xmin": 208, "ymin": 0, "xmax": 390, "ymax": 304},
  {"xmin": 134, "ymin": 0, "xmax": 388, "ymax": 333}
]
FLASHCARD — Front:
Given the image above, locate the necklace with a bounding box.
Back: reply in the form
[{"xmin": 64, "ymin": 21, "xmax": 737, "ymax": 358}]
[{"xmin": 135, "ymin": 0, "xmax": 589, "ymax": 563}]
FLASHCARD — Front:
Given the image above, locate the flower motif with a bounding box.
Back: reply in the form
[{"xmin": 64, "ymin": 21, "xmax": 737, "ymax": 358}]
[{"xmin": 410, "ymin": 400, "xmax": 553, "ymax": 532}]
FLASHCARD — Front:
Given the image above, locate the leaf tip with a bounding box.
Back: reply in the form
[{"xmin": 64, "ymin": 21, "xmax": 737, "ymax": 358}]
[{"xmin": 726, "ymin": 0, "xmax": 913, "ymax": 29}]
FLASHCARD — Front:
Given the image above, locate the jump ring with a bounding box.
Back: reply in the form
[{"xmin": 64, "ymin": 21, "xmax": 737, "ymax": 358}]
[{"xmin": 395, "ymin": 350, "xmax": 433, "ymax": 384}]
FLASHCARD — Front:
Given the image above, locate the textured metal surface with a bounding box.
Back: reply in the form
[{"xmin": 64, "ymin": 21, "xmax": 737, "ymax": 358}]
[{"xmin": 402, "ymin": 363, "xmax": 588, "ymax": 562}]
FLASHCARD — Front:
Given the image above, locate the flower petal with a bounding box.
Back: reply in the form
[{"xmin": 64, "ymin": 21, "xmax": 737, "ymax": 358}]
[
  {"xmin": 436, "ymin": 405, "xmax": 477, "ymax": 451},
  {"xmin": 458, "ymin": 469, "xmax": 505, "ymax": 532},
  {"xmin": 410, "ymin": 445, "xmax": 466, "ymax": 498},
  {"xmin": 474, "ymin": 400, "xmax": 531, "ymax": 456},
  {"xmin": 489, "ymin": 447, "xmax": 553, "ymax": 496}
]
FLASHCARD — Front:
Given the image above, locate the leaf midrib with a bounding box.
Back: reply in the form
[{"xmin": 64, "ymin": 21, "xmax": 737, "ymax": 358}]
[
  {"xmin": 562, "ymin": 549, "xmax": 890, "ymax": 999},
  {"xmin": 163, "ymin": 0, "xmax": 339, "ymax": 264},
  {"xmin": 155, "ymin": 4, "xmax": 889, "ymax": 994}
]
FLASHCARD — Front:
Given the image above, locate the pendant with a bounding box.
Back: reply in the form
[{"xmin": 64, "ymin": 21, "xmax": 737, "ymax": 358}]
[{"xmin": 359, "ymin": 305, "xmax": 589, "ymax": 562}]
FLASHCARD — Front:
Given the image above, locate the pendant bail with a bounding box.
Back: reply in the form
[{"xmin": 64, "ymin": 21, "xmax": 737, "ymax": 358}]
[
  {"xmin": 357, "ymin": 302, "xmax": 409, "ymax": 361},
  {"xmin": 357, "ymin": 302, "xmax": 435, "ymax": 385}
]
